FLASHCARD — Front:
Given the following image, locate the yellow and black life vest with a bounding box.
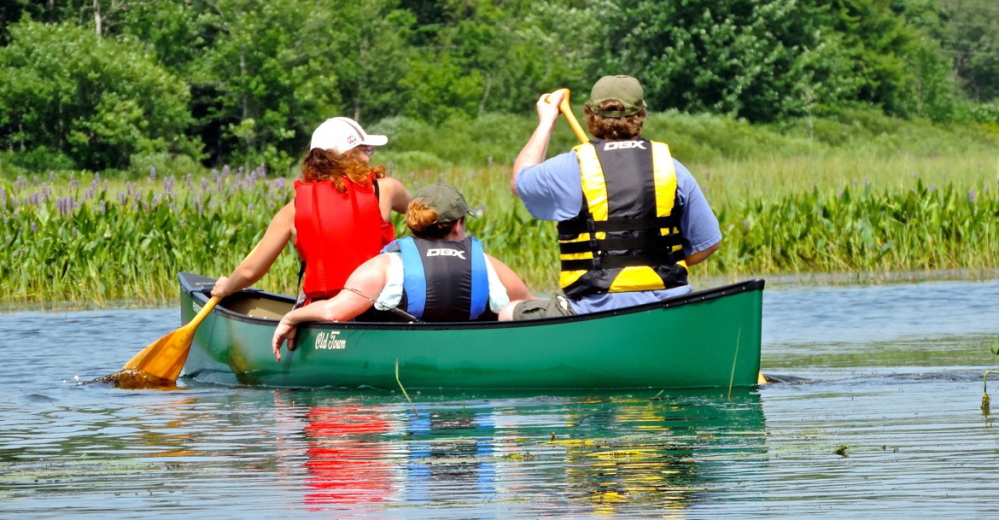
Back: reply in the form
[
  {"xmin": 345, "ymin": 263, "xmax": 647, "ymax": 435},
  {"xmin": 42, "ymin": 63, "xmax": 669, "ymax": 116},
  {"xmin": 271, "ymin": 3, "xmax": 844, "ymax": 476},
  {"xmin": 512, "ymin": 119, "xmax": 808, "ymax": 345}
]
[{"xmin": 557, "ymin": 139, "xmax": 688, "ymax": 298}]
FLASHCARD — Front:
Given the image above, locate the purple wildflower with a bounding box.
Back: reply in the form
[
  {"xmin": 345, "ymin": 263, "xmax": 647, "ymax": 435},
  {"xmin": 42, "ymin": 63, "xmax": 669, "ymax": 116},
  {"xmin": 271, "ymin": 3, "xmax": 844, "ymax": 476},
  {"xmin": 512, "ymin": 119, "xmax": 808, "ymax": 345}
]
[{"xmin": 968, "ymin": 189, "xmax": 977, "ymax": 202}]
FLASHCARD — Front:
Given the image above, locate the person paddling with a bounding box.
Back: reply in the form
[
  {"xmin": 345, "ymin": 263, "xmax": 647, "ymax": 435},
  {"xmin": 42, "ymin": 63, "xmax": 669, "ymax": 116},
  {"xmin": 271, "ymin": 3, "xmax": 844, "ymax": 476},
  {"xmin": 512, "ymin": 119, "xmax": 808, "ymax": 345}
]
[
  {"xmin": 212, "ymin": 117, "xmax": 411, "ymax": 305},
  {"xmin": 271, "ymin": 183, "xmax": 533, "ymax": 361},
  {"xmin": 501, "ymin": 75, "xmax": 721, "ymax": 320}
]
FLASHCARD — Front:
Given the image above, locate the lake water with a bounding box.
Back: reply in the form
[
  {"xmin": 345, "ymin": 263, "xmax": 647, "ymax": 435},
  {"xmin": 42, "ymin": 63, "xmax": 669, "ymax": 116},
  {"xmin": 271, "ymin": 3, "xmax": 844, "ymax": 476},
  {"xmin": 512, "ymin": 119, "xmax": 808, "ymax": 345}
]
[{"xmin": 2, "ymin": 279, "xmax": 998, "ymax": 518}]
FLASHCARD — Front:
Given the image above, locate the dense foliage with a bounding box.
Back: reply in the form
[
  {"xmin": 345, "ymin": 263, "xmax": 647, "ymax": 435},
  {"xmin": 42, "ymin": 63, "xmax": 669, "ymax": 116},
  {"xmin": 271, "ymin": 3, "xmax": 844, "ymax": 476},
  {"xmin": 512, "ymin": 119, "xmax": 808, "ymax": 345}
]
[{"xmin": 1, "ymin": 0, "xmax": 997, "ymax": 174}]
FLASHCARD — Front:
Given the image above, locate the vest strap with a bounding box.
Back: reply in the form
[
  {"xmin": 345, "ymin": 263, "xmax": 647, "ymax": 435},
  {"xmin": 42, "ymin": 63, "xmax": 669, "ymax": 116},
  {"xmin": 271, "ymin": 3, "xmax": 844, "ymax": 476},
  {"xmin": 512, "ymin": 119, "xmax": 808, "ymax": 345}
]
[
  {"xmin": 559, "ymin": 234, "xmax": 686, "ymax": 255},
  {"xmin": 469, "ymin": 238, "xmax": 488, "ymax": 320},
  {"xmin": 398, "ymin": 238, "xmax": 426, "ymax": 319},
  {"xmin": 558, "ymin": 215, "xmax": 677, "ymax": 236},
  {"xmin": 561, "ymin": 250, "xmax": 685, "ymax": 271}
]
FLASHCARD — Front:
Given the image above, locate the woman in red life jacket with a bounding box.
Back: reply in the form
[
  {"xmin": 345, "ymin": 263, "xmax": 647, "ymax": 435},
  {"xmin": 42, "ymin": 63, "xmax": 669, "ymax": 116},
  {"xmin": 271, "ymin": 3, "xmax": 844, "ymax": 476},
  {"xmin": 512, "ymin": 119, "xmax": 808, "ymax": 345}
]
[{"xmin": 211, "ymin": 117, "xmax": 411, "ymax": 304}]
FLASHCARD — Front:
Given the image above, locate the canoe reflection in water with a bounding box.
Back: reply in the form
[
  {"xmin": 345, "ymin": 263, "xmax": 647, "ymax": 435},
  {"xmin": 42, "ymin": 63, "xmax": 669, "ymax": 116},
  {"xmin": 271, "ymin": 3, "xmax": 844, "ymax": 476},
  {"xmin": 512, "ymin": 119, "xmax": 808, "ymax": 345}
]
[{"xmin": 280, "ymin": 390, "xmax": 767, "ymax": 515}]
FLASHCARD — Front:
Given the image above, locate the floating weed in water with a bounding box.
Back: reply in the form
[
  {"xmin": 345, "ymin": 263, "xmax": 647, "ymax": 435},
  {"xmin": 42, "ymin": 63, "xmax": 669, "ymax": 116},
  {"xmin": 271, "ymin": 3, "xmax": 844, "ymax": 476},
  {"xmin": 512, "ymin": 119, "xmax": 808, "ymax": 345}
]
[
  {"xmin": 834, "ymin": 445, "xmax": 849, "ymax": 457},
  {"xmin": 982, "ymin": 337, "xmax": 999, "ymax": 415},
  {"xmin": 983, "ymin": 371, "xmax": 999, "ymax": 416}
]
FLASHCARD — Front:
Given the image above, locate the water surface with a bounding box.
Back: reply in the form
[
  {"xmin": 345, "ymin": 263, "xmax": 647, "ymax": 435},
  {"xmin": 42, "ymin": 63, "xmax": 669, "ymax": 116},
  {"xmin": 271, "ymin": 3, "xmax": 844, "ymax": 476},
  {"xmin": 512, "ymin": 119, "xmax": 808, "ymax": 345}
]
[{"xmin": 2, "ymin": 280, "xmax": 998, "ymax": 518}]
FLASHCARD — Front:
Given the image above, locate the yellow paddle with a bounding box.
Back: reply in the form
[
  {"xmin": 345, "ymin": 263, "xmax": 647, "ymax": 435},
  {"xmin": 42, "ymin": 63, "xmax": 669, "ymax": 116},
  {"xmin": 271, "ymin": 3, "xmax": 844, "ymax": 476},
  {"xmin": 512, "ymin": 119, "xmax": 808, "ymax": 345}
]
[
  {"xmin": 549, "ymin": 88, "xmax": 589, "ymax": 143},
  {"xmin": 551, "ymin": 87, "xmax": 767, "ymax": 386},
  {"xmin": 117, "ymin": 247, "xmax": 260, "ymax": 387},
  {"xmin": 119, "ymin": 294, "xmax": 222, "ymax": 383}
]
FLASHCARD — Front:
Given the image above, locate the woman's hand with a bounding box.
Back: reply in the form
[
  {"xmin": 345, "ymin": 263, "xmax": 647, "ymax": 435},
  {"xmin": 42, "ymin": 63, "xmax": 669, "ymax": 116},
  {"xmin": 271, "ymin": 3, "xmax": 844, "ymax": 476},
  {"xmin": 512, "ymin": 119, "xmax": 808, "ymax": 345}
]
[
  {"xmin": 272, "ymin": 317, "xmax": 298, "ymax": 362},
  {"xmin": 211, "ymin": 276, "xmax": 230, "ymax": 298}
]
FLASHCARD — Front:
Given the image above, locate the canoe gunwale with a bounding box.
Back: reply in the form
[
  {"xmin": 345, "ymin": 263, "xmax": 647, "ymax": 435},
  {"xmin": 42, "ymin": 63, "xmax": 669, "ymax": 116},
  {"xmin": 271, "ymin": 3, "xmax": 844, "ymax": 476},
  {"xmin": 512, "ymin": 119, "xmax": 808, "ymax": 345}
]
[{"xmin": 179, "ymin": 272, "xmax": 764, "ymax": 331}]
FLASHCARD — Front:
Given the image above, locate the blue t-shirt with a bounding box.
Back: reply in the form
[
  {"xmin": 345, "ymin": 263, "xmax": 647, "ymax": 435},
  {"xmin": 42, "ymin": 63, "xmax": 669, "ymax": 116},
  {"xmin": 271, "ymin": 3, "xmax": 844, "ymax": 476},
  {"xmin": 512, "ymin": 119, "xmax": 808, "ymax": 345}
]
[{"xmin": 515, "ymin": 149, "xmax": 722, "ymax": 314}]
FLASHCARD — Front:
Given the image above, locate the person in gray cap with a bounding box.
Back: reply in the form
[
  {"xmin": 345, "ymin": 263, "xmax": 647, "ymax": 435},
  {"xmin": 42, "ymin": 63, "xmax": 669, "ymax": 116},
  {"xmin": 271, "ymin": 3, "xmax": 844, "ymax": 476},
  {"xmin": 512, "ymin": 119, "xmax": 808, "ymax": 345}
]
[
  {"xmin": 211, "ymin": 117, "xmax": 411, "ymax": 306},
  {"xmin": 272, "ymin": 183, "xmax": 533, "ymax": 361},
  {"xmin": 501, "ymin": 75, "xmax": 721, "ymax": 321}
]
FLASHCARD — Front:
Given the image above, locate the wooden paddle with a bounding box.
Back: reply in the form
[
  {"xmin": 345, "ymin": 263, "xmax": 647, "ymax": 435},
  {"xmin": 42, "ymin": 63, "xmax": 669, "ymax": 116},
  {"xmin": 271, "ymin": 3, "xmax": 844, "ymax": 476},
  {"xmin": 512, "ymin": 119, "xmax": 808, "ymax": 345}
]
[
  {"xmin": 552, "ymin": 87, "xmax": 768, "ymax": 386},
  {"xmin": 120, "ymin": 294, "xmax": 222, "ymax": 383},
  {"xmin": 120, "ymin": 246, "xmax": 260, "ymax": 385},
  {"xmin": 549, "ymin": 88, "xmax": 589, "ymax": 143}
]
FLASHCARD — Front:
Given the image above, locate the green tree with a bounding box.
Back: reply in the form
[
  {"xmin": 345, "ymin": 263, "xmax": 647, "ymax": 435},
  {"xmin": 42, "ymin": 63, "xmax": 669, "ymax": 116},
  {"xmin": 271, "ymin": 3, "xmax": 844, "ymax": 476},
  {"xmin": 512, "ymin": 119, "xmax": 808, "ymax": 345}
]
[
  {"xmin": 935, "ymin": 0, "xmax": 999, "ymax": 103},
  {"xmin": 0, "ymin": 20, "xmax": 198, "ymax": 170},
  {"xmin": 593, "ymin": 0, "xmax": 862, "ymax": 122},
  {"xmin": 399, "ymin": 0, "xmax": 598, "ymax": 121}
]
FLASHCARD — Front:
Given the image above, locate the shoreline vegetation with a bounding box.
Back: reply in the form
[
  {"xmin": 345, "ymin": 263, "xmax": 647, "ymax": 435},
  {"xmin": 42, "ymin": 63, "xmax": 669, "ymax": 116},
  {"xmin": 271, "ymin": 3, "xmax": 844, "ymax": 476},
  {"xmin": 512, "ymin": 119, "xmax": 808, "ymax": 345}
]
[{"xmin": 2, "ymin": 110, "xmax": 998, "ymax": 310}]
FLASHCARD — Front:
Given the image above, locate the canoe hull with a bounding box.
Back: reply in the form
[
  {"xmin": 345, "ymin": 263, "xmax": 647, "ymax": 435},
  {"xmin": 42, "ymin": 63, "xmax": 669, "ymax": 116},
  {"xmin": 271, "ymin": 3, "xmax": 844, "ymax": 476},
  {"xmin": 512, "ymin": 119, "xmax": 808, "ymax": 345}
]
[{"xmin": 179, "ymin": 273, "xmax": 764, "ymax": 390}]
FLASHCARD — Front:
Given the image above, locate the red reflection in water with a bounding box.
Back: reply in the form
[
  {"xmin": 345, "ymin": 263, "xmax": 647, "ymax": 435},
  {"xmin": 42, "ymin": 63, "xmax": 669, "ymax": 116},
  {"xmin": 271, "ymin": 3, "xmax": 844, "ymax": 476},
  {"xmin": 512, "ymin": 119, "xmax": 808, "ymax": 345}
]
[{"xmin": 304, "ymin": 406, "xmax": 395, "ymax": 507}]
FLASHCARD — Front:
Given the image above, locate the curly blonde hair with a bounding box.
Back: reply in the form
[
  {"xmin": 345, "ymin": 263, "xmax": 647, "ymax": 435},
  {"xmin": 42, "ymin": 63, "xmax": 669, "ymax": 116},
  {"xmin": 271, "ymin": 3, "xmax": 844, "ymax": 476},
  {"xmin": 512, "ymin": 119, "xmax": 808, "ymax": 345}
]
[{"xmin": 300, "ymin": 148, "xmax": 385, "ymax": 192}]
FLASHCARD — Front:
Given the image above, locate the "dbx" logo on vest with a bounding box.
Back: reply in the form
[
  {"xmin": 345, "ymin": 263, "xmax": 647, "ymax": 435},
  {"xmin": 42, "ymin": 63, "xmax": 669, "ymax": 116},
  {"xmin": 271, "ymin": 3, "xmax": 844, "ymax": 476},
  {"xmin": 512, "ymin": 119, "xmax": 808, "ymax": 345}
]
[
  {"xmin": 603, "ymin": 141, "xmax": 647, "ymax": 151},
  {"xmin": 426, "ymin": 248, "xmax": 466, "ymax": 259}
]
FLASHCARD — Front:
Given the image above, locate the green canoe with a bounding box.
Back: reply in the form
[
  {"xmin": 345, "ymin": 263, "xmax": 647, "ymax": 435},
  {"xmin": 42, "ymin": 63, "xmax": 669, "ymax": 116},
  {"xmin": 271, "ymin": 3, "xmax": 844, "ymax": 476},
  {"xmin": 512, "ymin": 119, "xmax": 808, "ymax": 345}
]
[{"xmin": 178, "ymin": 272, "xmax": 765, "ymax": 390}]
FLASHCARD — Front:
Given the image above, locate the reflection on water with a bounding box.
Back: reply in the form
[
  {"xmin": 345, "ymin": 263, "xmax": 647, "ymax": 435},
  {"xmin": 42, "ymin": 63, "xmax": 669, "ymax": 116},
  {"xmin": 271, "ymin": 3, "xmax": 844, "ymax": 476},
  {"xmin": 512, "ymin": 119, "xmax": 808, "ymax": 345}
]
[
  {"xmin": 2, "ymin": 279, "xmax": 999, "ymax": 518},
  {"xmin": 240, "ymin": 390, "xmax": 766, "ymax": 518}
]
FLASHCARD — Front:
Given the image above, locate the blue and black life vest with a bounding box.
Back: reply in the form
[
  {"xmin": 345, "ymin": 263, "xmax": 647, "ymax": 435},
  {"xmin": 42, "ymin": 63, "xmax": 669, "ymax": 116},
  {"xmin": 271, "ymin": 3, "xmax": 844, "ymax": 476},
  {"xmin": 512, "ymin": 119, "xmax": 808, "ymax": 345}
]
[
  {"xmin": 557, "ymin": 139, "xmax": 689, "ymax": 298},
  {"xmin": 382, "ymin": 236, "xmax": 493, "ymax": 321}
]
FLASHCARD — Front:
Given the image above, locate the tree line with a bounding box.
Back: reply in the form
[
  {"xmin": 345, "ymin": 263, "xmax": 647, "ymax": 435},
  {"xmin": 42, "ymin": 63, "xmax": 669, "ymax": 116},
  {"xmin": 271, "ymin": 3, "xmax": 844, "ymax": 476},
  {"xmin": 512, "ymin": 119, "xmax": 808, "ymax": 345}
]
[{"xmin": 0, "ymin": 0, "xmax": 996, "ymax": 174}]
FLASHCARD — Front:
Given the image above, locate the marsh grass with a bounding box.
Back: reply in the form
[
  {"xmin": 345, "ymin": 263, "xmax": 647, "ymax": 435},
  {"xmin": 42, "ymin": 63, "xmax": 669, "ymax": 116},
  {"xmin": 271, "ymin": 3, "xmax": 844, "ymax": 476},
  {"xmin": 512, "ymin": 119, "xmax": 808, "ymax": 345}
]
[{"xmin": 3, "ymin": 109, "xmax": 998, "ymax": 307}]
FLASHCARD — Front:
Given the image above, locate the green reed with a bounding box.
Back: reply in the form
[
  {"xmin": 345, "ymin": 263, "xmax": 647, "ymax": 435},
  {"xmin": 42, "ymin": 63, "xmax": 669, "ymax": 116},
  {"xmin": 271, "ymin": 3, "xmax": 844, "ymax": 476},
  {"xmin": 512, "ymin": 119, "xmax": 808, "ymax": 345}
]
[
  {"xmin": 3, "ymin": 151, "xmax": 999, "ymax": 307},
  {"xmin": 1, "ymin": 167, "xmax": 300, "ymax": 306}
]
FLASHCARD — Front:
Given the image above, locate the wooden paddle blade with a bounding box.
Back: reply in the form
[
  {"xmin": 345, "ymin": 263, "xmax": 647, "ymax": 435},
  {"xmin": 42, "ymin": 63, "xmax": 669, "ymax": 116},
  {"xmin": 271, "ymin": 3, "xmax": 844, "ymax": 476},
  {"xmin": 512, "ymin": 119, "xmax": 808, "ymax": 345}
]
[
  {"xmin": 119, "ymin": 295, "xmax": 222, "ymax": 385},
  {"xmin": 122, "ymin": 324, "xmax": 197, "ymax": 381}
]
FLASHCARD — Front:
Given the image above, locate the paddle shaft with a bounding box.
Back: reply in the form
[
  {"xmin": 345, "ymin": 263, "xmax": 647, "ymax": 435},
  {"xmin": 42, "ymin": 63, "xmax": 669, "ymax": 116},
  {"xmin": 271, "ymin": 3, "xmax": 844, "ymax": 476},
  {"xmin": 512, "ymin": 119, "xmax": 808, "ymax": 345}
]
[{"xmin": 551, "ymin": 88, "xmax": 588, "ymax": 144}]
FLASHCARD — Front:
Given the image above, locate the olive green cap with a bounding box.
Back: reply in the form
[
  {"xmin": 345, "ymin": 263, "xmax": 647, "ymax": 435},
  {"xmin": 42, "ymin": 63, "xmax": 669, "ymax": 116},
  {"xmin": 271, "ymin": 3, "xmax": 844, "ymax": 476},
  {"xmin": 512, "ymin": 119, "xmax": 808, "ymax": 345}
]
[
  {"xmin": 412, "ymin": 183, "xmax": 473, "ymax": 223},
  {"xmin": 585, "ymin": 75, "xmax": 647, "ymax": 117}
]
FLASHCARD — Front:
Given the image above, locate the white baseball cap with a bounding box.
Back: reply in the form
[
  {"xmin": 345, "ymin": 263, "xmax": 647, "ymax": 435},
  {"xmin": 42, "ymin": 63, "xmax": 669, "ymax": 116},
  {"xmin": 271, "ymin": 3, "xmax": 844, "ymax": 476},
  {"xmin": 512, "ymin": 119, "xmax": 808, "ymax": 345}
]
[{"xmin": 309, "ymin": 117, "xmax": 388, "ymax": 153}]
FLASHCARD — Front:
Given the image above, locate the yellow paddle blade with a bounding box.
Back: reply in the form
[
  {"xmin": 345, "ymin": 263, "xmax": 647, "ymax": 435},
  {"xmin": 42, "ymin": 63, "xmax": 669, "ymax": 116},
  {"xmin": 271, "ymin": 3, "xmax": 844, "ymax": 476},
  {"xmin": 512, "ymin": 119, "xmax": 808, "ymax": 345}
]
[
  {"xmin": 121, "ymin": 296, "xmax": 221, "ymax": 383},
  {"xmin": 122, "ymin": 324, "xmax": 197, "ymax": 381}
]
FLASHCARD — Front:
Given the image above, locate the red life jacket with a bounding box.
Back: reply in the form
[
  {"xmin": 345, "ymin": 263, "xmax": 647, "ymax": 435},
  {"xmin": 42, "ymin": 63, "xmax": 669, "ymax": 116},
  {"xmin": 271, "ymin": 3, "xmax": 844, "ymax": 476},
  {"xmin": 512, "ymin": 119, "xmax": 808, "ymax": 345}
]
[{"xmin": 294, "ymin": 175, "xmax": 394, "ymax": 303}]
